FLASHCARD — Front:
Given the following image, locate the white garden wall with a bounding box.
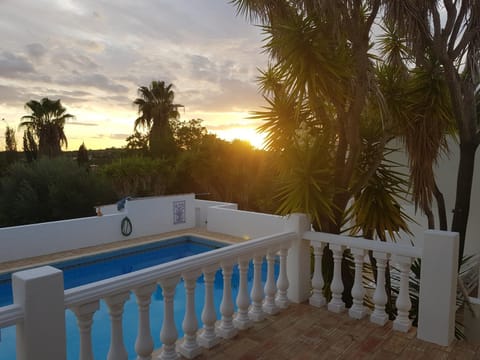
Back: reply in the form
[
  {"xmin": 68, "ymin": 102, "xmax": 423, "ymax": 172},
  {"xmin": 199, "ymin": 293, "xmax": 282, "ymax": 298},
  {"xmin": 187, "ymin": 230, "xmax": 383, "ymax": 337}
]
[
  {"xmin": 0, "ymin": 194, "xmax": 196, "ymax": 263},
  {"xmin": 206, "ymin": 206, "xmax": 287, "ymax": 239},
  {"xmin": 194, "ymin": 199, "xmax": 237, "ymax": 228}
]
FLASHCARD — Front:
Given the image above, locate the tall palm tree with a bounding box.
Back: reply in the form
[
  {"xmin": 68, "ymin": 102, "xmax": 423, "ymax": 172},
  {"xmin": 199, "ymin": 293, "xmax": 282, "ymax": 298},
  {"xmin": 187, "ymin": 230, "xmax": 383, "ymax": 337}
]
[
  {"xmin": 20, "ymin": 98, "xmax": 73, "ymax": 158},
  {"xmin": 133, "ymin": 81, "xmax": 183, "ymax": 158}
]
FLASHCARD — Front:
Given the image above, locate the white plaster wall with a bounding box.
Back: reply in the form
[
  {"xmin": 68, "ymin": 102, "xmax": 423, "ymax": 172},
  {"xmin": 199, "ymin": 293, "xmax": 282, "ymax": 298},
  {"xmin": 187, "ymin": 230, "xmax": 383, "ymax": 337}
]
[
  {"xmin": 387, "ymin": 138, "xmax": 480, "ymax": 255},
  {"xmin": 206, "ymin": 206, "xmax": 286, "ymax": 239},
  {"xmin": 0, "ymin": 194, "xmax": 196, "ymax": 263},
  {"xmin": 125, "ymin": 194, "xmax": 196, "ymax": 238},
  {"xmin": 194, "ymin": 199, "xmax": 237, "ymax": 228},
  {"xmin": 0, "ymin": 214, "xmax": 124, "ymax": 262}
]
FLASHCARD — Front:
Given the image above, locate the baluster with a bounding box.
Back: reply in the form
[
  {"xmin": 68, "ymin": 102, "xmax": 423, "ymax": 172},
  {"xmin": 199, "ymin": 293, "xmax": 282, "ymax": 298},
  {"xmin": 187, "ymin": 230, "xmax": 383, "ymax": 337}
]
[
  {"xmin": 309, "ymin": 243, "xmax": 326, "ymax": 307},
  {"xmin": 178, "ymin": 270, "xmax": 202, "ymax": 359},
  {"xmin": 234, "ymin": 256, "xmax": 253, "ymax": 329},
  {"xmin": 198, "ymin": 266, "xmax": 220, "ymax": 348},
  {"xmin": 370, "ymin": 252, "xmax": 389, "ymax": 326},
  {"xmin": 133, "ymin": 283, "xmax": 156, "ymax": 360},
  {"xmin": 263, "ymin": 251, "xmax": 279, "ymax": 315},
  {"xmin": 249, "ymin": 254, "xmax": 265, "ymax": 321},
  {"xmin": 349, "ymin": 248, "xmax": 368, "ymax": 319},
  {"xmin": 158, "ymin": 276, "xmax": 180, "ymax": 360},
  {"xmin": 328, "ymin": 244, "xmax": 345, "ymax": 313},
  {"xmin": 105, "ymin": 292, "xmax": 130, "ymax": 360},
  {"xmin": 217, "ymin": 260, "xmax": 238, "ymax": 339},
  {"xmin": 275, "ymin": 248, "xmax": 289, "ymax": 309},
  {"xmin": 393, "ymin": 255, "xmax": 412, "ymax": 332},
  {"xmin": 72, "ymin": 301, "xmax": 100, "ymax": 360}
]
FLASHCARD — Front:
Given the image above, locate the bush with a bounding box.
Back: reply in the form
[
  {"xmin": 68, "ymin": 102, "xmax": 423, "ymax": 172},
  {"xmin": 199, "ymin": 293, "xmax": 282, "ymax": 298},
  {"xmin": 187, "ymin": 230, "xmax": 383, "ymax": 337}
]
[
  {"xmin": 100, "ymin": 156, "xmax": 173, "ymax": 198},
  {"xmin": 0, "ymin": 157, "xmax": 116, "ymax": 227}
]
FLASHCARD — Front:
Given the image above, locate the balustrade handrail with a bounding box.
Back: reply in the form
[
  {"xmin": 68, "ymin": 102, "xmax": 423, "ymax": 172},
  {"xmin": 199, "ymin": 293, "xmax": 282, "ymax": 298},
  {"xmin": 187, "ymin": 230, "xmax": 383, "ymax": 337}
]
[
  {"xmin": 64, "ymin": 231, "xmax": 296, "ymax": 308},
  {"xmin": 304, "ymin": 231, "xmax": 422, "ymax": 259},
  {"xmin": 0, "ymin": 304, "xmax": 23, "ymax": 328}
]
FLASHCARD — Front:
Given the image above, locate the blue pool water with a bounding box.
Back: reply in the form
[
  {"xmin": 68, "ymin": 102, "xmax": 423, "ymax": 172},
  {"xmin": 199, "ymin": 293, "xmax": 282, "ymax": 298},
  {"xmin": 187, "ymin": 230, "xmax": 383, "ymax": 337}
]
[{"xmin": 0, "ymin": 236, "xmax": 275, "ymax": 359}]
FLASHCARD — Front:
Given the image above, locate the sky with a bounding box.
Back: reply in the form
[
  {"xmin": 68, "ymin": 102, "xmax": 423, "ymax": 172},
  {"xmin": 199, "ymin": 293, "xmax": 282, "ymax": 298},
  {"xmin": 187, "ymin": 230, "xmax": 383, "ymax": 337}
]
[{"xmin": 0, "ymin": 0, "xmax": 268, "ymax": 150}]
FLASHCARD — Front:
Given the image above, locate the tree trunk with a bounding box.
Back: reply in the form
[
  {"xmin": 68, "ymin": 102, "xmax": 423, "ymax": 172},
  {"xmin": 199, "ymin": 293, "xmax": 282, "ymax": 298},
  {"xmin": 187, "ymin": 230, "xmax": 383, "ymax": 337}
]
[
  {"xmin": 451, "ymin": 141, "xmax": 478, "ymax": 263},
  {"xmin": 433, "ymin": 182, "xmax": 448, "ymax": 231}
]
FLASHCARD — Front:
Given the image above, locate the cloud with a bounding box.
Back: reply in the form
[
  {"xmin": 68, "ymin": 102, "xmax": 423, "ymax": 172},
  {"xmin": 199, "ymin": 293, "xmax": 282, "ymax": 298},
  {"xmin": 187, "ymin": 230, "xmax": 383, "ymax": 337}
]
[
  {"xmin": 60, "ymin": 73, "xmax": 129, "ymax": 93},
  {"xmin": 53, "ymin": 51, "xmax": 99, "ymax": 71},
  {"xmin": 26, "ymin": 43, "xmax": 48, "ymax": 61},
  {"xmin": 0, "ymin": 51, "xmax": 35, "ymax": 78},
  {"xmin": 68, "ymin": 121, "xmax": 99, "ymax": 127}
]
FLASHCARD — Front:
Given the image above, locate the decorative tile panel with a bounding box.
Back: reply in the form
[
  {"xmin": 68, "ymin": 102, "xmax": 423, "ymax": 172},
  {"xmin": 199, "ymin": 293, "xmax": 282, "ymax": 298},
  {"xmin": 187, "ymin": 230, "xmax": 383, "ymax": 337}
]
[{"xmin": 173, "ymin": 200, "xmax": 186, "ymax": 224}]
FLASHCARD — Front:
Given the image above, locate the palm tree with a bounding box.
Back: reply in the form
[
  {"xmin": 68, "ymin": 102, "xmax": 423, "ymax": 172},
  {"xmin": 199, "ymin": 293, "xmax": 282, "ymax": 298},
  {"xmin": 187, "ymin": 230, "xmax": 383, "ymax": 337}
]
[
  {"xmin": 133, "ymin": 81, "xmax": 183, "ymax": 158},
  {"xmin": 20, "ymin": 98, "xmax": 73, "ymax": 158}
]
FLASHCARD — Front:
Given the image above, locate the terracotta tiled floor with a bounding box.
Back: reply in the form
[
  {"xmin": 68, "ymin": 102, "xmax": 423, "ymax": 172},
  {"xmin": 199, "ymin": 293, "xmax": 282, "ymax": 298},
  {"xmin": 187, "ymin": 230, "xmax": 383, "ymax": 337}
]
[{"xmin": 166, "ymin": 303, "xmax": 480, "ymax": 360}]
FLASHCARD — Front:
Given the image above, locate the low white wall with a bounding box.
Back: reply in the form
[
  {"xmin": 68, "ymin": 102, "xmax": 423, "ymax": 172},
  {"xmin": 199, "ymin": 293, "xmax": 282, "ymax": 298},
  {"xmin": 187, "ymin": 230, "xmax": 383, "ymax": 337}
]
[
  {"xmin": 0, "ymin": 194, "xmax": 196, "ymax": 263},
  {"xmin": 125, "ymin": 194, "xmax": 195, "ymax": 238},
  {"xmin": 194, "ymin": 199, "xmax": 237, "ymax": 228},
  {"xmin": 206, "ymin": 206, "xmax": 286, "ymax": 239}
]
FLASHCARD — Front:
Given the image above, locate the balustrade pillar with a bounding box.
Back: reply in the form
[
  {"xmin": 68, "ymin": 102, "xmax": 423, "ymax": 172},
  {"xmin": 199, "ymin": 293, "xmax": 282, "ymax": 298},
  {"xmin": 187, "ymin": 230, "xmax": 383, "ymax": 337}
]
[
  {"xmin": 105, "ymin": 292, "xmax": 130, "ymax": 360},
  {"xmin": 72, "ymin": 301, "xmax": 100, "ymax": 360},
  {"xmin": 328, "ymin": 244, "xmax": 345, "ymax": 313},
  {"xmin": 370, "ymin": 252, "xmax": 389, "ymax": 326},
  {"xmin": 158, "ymin": 277, "xmax": 180, "ymax": 360},
  {"xmin": 263, "ymin": 251, "xmax": 279, "ymax": 315},
  {"xmin": 133, "ymin": 284, "xmax": 156, "ymax": 360},
  {"xmin": 198, "ymin": 266, "xmax": 220, "ymax": 348},
  {"xmin": 178, "ymin": 271, "xmax": 202, "ymax": 359},
  {"xmin": 234, "ymin": 257, "xmax": 253, "ymax": 329},
  {"xmin": 393, "ymin": 255, "xmax": 412, "ymax": 332},
  {"xmin": 249, "ymin": 255, "xmax": 265, "ymax": 321},
  {"xmin": 275, "ymin": 248, "xmax": 289, "ymax": 309},
  {"xmin": 217, "ymin": 260, "xmax": 238, "ymax": 339},
  {"xmin": 309, "ymin": 243, "xmax": 326, "ymax": 307},
  {"xmin": 349, "ymin": 248, "xmax": 367, "ymax": 319}
]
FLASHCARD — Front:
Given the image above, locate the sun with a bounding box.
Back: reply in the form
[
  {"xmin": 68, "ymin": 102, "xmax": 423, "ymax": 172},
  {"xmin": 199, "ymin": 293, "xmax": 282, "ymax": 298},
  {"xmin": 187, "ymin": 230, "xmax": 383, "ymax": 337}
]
[{"xmin": 215, "ymin": 127, "xmax": 266, "ymax": 149}]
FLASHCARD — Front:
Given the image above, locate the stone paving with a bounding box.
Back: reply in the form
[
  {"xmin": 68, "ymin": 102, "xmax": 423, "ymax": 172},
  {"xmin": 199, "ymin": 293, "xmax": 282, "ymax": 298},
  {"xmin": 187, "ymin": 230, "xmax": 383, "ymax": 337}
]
[{"xmin": 165, "ymin": 303, "xmax": 480, "ymax": 360}]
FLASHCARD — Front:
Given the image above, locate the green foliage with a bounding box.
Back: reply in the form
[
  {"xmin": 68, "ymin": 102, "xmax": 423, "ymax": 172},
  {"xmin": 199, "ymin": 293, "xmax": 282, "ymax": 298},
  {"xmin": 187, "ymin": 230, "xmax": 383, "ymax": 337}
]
[
  {"xmin": 171, "ymin": 118, "xmax": 207, "ymax": 151},
  {"xmin": 275, "ymin": 132, "xmax": 334, "ymax": 228},
  {"xmin": 22, "ymin": 128, "xmax": 38, "ymax": 162},
  {"xmin": 0, "ymin": 158, "xmax": 115, "ymax": 227},
  {"xmin": 77, "ymin": 143, "xmax": 89, "ymax": 168},
  {"xmin": 125, "ymin": 130, "xmax": 149, "ymax": 155},
  {"xmin": 101, "ymin": 156, "xmax": 173, "ymax": 198},
  {"xmin": 4, "ymin": 126, "xmax": 17, "ymax": 165}
]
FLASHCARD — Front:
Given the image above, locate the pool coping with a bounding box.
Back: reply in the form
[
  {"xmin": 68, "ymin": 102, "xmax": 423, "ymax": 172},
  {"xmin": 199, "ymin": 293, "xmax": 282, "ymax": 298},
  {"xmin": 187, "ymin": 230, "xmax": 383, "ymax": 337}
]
[{"xmin": 0, "ymin": 228, "xmax": 244, "ymax": 275}]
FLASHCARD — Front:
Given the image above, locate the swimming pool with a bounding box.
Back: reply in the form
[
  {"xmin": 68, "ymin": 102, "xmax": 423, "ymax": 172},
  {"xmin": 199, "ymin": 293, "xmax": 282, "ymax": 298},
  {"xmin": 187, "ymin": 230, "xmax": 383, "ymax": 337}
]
[{"xmin": 0, "ymin": 236, "xmax": 275, "ymax": 359}]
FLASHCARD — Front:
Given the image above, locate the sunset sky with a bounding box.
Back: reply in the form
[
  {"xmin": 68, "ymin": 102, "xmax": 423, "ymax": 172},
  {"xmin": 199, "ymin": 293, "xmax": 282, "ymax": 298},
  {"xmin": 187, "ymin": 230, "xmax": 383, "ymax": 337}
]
[{"xmin": 0, "ymin": 0, "xmax": 268, "ymax": 150}]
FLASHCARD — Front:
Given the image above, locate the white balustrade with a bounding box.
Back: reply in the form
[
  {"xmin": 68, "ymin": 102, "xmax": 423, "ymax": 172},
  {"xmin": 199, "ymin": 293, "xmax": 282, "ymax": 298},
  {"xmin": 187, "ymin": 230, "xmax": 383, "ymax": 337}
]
[
  {"xmin": 178, "ymin": 271, "xmax": 202, "ymax": 359},
  {"xmin": 198, "ymin": 266, "xmax": 220, "ymax": 348},
  {"xmin": 275, "ymin": 248, "xmax": 290, "ymax": 308},
  {"xmin": 263, "ymin": 251, "xmax": 279, "ymax": 315},
  {"xmin": 309, "ymin": 243, "xmax": 326, "ymax": 307},
  {"xmin": 217, "ymin": 260, "xmax": 238, "ymax": 339},
  {"xmin": 159, "ymin": 277, "xmax": 180, "ymax": 360},
  {"xmin": 349, "ymin": 248, "xmax": 367, "ymax": 319},
  {"xmin": 370, "ymin": 252, "xmax": 389, "ymax": 326},
  {"xmin": 234, "ymin": 256, "xmax": 253, "ymax": 329},
  {"xmin": 72, "ymin": 301, "xmax": 100, "ymax": 360},
  {"xmin": 393, "ymin": 255, "xmax": 412, "ymax": 332},
  {"xmin": 249, "ymin": 254, "xmax": 265, "ymax": 321},
  {"xmin": 328, "ymin": 244, "xmax": 345, "ymax": 313},
  {"xmin": 105, "ymin": 292, "xmax": 130, "ymax": 360},
  {"xmin": 133, "ymin": 284, "xmax": 156, "ymax": 360}
]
